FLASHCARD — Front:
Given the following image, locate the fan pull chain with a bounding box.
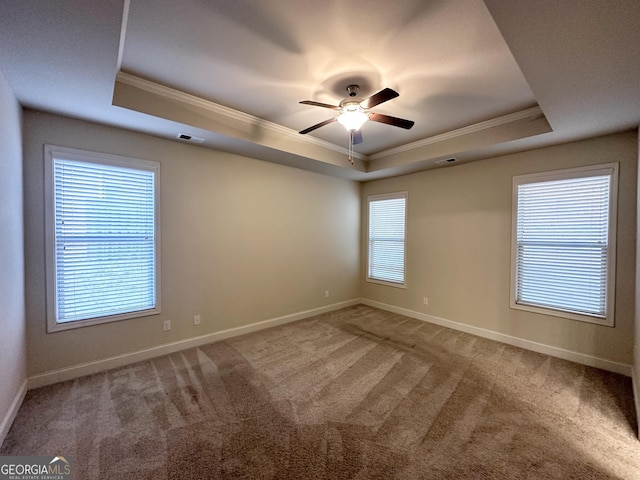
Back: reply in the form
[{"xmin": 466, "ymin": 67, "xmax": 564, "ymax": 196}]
[{"xmin": 348, "ymin": 131, "xmax": 355, "ymax": 165}]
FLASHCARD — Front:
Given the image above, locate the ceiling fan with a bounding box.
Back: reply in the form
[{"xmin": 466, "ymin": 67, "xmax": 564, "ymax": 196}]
[{"xmin": 298, "ymin": 84, "xmax": 415, "ymax": 164}]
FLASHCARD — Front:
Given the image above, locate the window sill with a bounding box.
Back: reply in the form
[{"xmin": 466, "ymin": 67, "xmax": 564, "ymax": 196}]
[
  {"xmin": 47, "ymin": 307, "xmax": 161, "ymax": 333},
  {"xmin": 366, "ymin": 277, "xmax": 407, "ymax": 289},
  {"xmin": 510, "ymin": 301, "xmax": 613, "ymax": 327}
]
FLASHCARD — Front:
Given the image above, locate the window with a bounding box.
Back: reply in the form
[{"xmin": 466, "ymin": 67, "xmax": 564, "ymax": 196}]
[
  {"xmin": 511, "ymin": 163, "xmax": 618, "ymax": 326},
  {"xmin": 44, "ymin": 145, "xmax": 160, "ymax": 332},
  {"xmin": 367, "ymin": 192, "xmax": 407, "ymax": 287}
]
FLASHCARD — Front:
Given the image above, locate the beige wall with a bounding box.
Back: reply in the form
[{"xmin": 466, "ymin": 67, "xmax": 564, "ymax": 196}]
[
  {"xmin": 17, "ymin": 108, "xmax": 639, "ymax": 379},
  {"xmin": 361, "ymin": 132, "xmax": 637, "ymax": 365},
  {"xmin": 0, "ymin": 71, "xmax": 26, "ymax": 440},
  {"xmin": 23, "ymin": 111, "xmax": 361, "ymax": 376}
]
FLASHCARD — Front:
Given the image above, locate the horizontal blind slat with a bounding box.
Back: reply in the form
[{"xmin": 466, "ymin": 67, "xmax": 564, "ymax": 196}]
[
  {"xmin": 514, "ymin": 173, "xmax": 611, "ymax": 318},
  {"xmin": 54, "ymin": 157, "xmax": 157, "ymax": 323},
  {"xmin": 368, "ymin": 195, "xmax": 406, "ymax": 284}
]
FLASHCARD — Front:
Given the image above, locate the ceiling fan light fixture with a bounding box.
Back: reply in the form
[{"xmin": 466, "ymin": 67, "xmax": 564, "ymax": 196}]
[{"xmin": 337, "ymin": 104, "xmax": 369, "ymax": 131}]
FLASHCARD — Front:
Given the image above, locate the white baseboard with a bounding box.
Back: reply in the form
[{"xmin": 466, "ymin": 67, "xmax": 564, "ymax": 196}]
[
  {"xmin": 27, "ymin": 299, "xmax": 361, "ymax": 390},
  {"xmin": 361, "ymin": 299, "xmax": 632, "ymax": 377},
  {"xmin": 26, "ymin": 297, "xmax": 631, "ymax": 391},
  {"xmin": 633, "ymin": 366, "xmax": 640, "ymax": 438},
  {"xmin": 0, "ymin": 379, "xmax": 27, "ymax": 446}
]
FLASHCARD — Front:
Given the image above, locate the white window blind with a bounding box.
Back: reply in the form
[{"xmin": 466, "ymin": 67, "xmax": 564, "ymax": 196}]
[
  {"xmin": 512, "ymin": 164, "xmax": 617, "ymax": 324},
  {"xmin": 46, "ymin": 146, "xmax": 159, "ymax": 329},
  {"xmin": 368, "ymin": 193, "xmax": 407, "ymax": 286}
]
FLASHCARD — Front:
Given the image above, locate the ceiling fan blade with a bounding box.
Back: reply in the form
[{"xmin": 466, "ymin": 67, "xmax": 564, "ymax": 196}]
[
  {"xmin": 299, "ymin": 117, "xmax": 337, "ymax": 135},
  {"xmin": 299, "ymin": 100, "xmax": 340, "ymax": 110},
  {"xmin": 351, "ymin": 130, "xmax": 363, "ymax": 145},
  {"xmin": 369, "ymin": 113, "xmax": 415, "ymax": 129},
  {"xmin": 359, "ymin": 88, "xmax": 399, "ymax": 109}
]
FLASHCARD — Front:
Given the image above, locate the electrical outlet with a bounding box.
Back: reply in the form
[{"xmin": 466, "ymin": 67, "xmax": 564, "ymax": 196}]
[
  {"xmin": 163, "ymin": 320, "xmax": 171, "ymax": 331},
  {"xmin": 423, "ymin": 297, "xmax": 429, "ymax": 305},
  {"xmin": 193, "ymin": 314, "xmax": 201, "ymax": 326},
  {"xmin": 325, "ymin": 290, "xmax": 329, "ymax": 298}
]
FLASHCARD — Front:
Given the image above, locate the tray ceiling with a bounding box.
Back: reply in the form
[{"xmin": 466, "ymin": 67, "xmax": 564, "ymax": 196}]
[{"xmin": 1, "ymin": 0, "xmax": 638, "ymax": 180}]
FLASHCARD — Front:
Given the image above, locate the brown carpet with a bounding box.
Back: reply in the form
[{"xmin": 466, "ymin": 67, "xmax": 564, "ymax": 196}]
[{"xmin": 2, "ymin": 305, "xmax": 639, "ymax": 479}]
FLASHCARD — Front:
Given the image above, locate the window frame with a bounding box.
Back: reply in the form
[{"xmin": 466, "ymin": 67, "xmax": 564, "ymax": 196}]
[
  {"xmin": 44, "ymin": 145, "xmax": 161, "ymax": 332},
  {"xmin": 366, "ymin": 191, "xmax": 408, "ymax": 289},
  {"xmin": 510, "ymin": 163, "xmax": 618, "ymax": 326}
]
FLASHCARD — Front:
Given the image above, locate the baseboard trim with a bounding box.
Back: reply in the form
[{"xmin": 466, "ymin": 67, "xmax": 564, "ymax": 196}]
[
  {"xmin": 0, "ymin": 379, "xmax": 27, "ymax": 446},
  {"xmin": 361, "ymin": 299, "xmax": 632, "ymax": 377},
  {"xmin": 27, "ymin": 297, "xmax": 631, "ymax": 390},
  {"xmin": 633, "ymin": 366, "xmax": 640, "ymax": 438},
  {"xmin": 27, "ymin": 299, "xmax": 361, "ymax": 390}
]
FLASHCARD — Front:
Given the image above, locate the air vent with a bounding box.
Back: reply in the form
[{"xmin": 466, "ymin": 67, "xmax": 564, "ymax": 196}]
[
  {"xmin": 176, "ymin": 133, "xmax": 205, "ymax": 143},
  {"xmin": 435, "ymin": 157, "xmax": 458, "ymax": 166}
]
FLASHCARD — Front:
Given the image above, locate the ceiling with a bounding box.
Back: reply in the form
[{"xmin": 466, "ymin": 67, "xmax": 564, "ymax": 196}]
[{"xmin": 0, "ymin": 0, "xmax": 639, "ymax": 181}]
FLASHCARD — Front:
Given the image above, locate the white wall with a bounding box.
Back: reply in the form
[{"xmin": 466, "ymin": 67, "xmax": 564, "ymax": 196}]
[
  {"xmin": 362, "ymin": 132, "xmax": 637, "ymax": 368},
  {"xmin": 23, "ymin": 110, "xmax": 361, "ymax": 377},
  {"xmin": 0, "ymin": 70, "xmax": 27, "ymax": 443}
]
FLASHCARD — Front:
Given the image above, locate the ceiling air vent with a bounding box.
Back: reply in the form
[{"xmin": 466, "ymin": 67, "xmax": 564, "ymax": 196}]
[
  {"xmin": 176, "ymin": 133, "xmax": 205, "ymax": 143},
  {"xmin": 435, "ymin": 157, "xmax": 458, "ymax": 166}
]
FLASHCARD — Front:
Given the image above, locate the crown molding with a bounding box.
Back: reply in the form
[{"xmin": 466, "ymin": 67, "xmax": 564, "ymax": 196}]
[
  {"xmin": 369, "ymin": 106, "xmax": 545, "ymax": 161},
  {"xmin": 115, "ymin": 72, "xmax": 365, "ymax": 160},
  {"xmin": 114, "ymin": 72, "xmax": 549, "ymax": 177}
]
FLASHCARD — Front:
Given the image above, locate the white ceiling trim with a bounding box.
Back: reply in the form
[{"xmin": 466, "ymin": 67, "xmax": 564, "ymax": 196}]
[
  {"xmin": 369, "ymin": 106, "xmax": 546, "ymax": 161},
  {"xmin": 114, "ymin": 71, "xmax": 553, "ymax": 177},
  {"xmin": 115, "ymin": 72, "xmax": 551, "ymax": 170},
  {"xmin": 115, "ymin": 71, "xmax": 366, "ymax": 161},
  {"xmin": 116, "ymin": 0, "xmax": 130, "ymax": 71}
]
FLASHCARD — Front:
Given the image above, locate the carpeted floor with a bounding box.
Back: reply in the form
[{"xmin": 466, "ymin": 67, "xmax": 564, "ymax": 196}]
[{"xmin": 2, "ymin": 305, "xmax": 639, "ymax": 479}]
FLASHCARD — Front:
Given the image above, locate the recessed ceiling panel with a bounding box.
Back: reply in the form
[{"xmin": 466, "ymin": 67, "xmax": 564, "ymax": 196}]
[{"xmin": 121, "ymin": 0, "xmax": 537, "ymax": 154}]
